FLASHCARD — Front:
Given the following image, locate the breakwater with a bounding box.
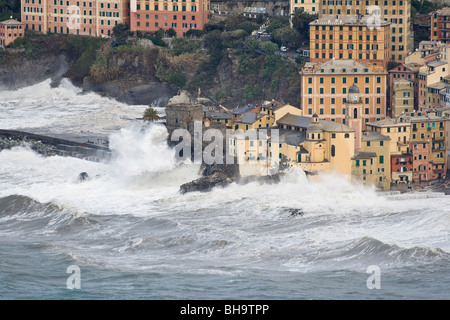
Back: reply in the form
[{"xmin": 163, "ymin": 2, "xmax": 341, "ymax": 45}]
[{"xmin": 0, "ymin": 129, "xmax": 111, "ymax": 162}]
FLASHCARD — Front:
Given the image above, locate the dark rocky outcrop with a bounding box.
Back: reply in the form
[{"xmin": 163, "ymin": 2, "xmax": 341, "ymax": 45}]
[
  {"xmin": 179, "ymin": 171, "xmax": 232, "ymax": 194},
  {"xmin": 78, "ymin": 172, "xmax": 89, "ymax": 182},
  {"xmin": 180, "ymin": 162, "xmax": 239, "ymax": 193},
  {"xmin": 116, "ymin": 83, "xmax": 177, "ymax": 106},
  {"xmin": 0, "ymin": 52, "xmax": 69, "ymax": 90}
]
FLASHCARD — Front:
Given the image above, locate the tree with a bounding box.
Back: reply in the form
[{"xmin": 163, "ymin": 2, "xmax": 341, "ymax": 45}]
[
  {"xmin": 203, "ymin": 30, "xmax": 224, "ymax": 64},
  {"xmin": 266, "ymin": 17, "xmax": 289, "ymax": 34},
  {"xmin": 272, "ymin": 26, "xmax": 300, "ymax": 47},
  {"xmin": 143, "ymin": 107, "xmax": 160, "ymax": 122},
  {"xmin": 260, "ymin": 41, "xmax": 278, "ymax": 54},
  {"xmin": 235, "ymin": 21, "xmax": 259, "ymax": 35},
  {"xmin": 112, "ymin": 23, "xmax": 129, "ymax": 47},
  {"xmin": 167, "ymin": 28, "xmax": 177, "ymax": 38},
  {"xmin": 292, "ymin": 9, "xmax": 318, "ymax": 43}
]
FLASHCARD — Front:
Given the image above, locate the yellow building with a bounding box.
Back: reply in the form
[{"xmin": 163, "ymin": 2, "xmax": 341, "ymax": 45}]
[
  {"xmin": 290, "ymin": 0, "xmax": 318, "ymax": 16},
  {"xmin": 366, "ymin": 116, "xmax": 411, "ymax": 156},
  {"xmin": 228, "ymin": 131, "xmax": 275, "ymax": 177},
  {"xmin": 392, "ymin": 79, "xmax": 415, "ymax": 117},
  {"xmin": 260, "ymin": 101, "xmax": 303, "ymax": 126},
  {"xmin": 318, "ymin": 0, "xmax": 412, "ymax": 62},
  {"xmin": 366, "ymin": 116, "xmax": 412, "ymax": 184},
  {"xmin": 233, "ymin": 112, "xmax": 275, "ymax": 131},
  {"xmin": 410, "ymin": 113, "xmax": 447, "ymax": 181},
  {"xmin": 352, "ymin": 131, "xmax": 391, "ymax": 190},
  {"xmin": 418, "ymin": 59, "xmax": 449, "ymax": 112},
  {"xmin": 300, "ymin": 59, "xmax": 388, "ymax": 124},
  {"xmin": 275, "ymin": 113, "xmax": 355, "ymax": 176},
  {"xmin": 309, "ymin": 14, "xmax": 391, "ymax": 68}
]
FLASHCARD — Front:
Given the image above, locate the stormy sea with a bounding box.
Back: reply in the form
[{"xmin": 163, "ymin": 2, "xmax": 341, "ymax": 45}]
[{"xmin": 0, "ymin": 79, "xmax": 449, "ymax": 300}]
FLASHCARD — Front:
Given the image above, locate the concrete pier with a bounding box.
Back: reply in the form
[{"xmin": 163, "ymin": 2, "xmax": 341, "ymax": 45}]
[{"xmin": 0, "ymin": 129, "xmax": 112, "ymax": 162}]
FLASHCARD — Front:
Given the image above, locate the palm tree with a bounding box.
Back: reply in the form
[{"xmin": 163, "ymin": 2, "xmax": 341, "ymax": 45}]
[{"xmin": 143, "ymin": 107, "xmax": 160, "ymax": 122}]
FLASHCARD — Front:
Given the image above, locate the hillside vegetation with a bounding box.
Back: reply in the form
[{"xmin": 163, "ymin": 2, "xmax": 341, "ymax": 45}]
[{"xmin": 1, "ymin": 12, "xmax": 317, "ymax": 107}]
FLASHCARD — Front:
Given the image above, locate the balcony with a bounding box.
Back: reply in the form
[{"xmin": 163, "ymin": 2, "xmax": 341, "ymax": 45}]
[{"xmin": 432, "ymin": 146, "xmax": 446, "ymax": 152}]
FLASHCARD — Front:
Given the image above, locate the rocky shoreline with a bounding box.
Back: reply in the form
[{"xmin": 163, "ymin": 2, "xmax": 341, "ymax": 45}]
[{"xmin": 2, "ymin": 129, "xmax": 449, "ymax": 195}]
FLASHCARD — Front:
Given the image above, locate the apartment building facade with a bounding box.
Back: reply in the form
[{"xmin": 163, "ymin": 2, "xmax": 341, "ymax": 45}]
[
  {"xmin": 129, "ymin": 0, "xmax": 210, "ymax": 36},
  {"xmin": 431, "ymin": 7, "xmax": 450, "ymax": 44},
  {"xmin": 392, "ymin": 79, "xmax": 415, "ymax": 117},
  {"xmin": 300, "ymin": 59, "xmax": 388, "ymax": 125},
  {"xmin": 410, "ymin": 114, "xmax": 447, "ymax": 181},
  {"xmin": 309, "ymin": 14, "xmax": 391, "ymax": 68},
  {"xmin": 21, "ymin": 0, "xmax": 130, "ymax": 37},
  {"xmin": 290, "ymin": 0, "xmax": 319, "ymax": 16},
  {"xmin": 418, "ymin": 59, "xmax": 449, "ymax": 112},
  {"xmin": 318, "ymin": 0, "xmax": 412, "ymax": 63},
  {"xmin": 0, "ymin": 19, "xmax": 25, "ymax": 47}
]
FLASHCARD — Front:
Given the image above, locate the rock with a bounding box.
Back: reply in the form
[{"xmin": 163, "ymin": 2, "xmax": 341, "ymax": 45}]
[
  {"xmin": 0, "ymin": 52, "xmax": 69, "ymax": 90},
  {"xmin": 179, "ymin": 171, "xmax": 232, "ymax": 194},
  {"xmin": 78, "ymin": 172, "xmax": 89, "ymax": 182},
  {"xmin": 287, "ymin": 208, "xmax": 304, "ymax": 217},
  {"xmin": 167, "ymin": 90, "xmax": 193, "ymax": 105},
  {"xmin": 116, "ymin": 83, "xmax": 177, "ymax": 106}
]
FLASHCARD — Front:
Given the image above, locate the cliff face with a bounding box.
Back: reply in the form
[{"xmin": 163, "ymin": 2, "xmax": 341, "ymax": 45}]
[
  {"xmin": 82, "ymin": 48, "xmax": 178, "ymax": 106},
  {"xmin": 0, "ymin": 51, "xmax": 69, "ymax": 90},
  {"xmin": 0, "ymin": 42, "xmax": 178, "ymax": 107}
]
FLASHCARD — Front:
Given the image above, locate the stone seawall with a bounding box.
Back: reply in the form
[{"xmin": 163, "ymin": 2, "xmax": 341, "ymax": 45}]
[{"xmin": 0, "ymin": 129, "xmax": 112, "ymax": 162}]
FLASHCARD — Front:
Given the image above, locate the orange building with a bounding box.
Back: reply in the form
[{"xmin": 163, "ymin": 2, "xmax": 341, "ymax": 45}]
[
  {"xmin": 318, "ymin": 0, "xmax": 412, "ymax": 63},
  {"xmin": 21, "ymin": 0, "xmax": 130, "ymax": 37},
  {"xmin": 129, "ymin": 0, "xmax": 210, "ymax": 36},
  {"xmin": 309, "ymin": 14, "xmax": 391, "ymax": 68},
  {"xmin": 431, "ymin": 7, "xmax": 450, "ymax": 44},
  {"xmin": 300, "ymin": 59, "xmax": 388, "ymax": 126},
  {"xmin": 0, "ymin": 19, "xmax": 25, "ymax": 47}
]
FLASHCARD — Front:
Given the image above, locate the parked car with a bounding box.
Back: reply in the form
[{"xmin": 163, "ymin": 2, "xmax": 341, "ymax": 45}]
[{"xmin": 280, "ymin": 46, "xmax": 287, "ymax": 52}]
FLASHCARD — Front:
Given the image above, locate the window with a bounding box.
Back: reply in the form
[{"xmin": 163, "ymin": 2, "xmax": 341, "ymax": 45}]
[{"xmin": 379, "ymin": 155, "xmax": 384, "ymax": 164}]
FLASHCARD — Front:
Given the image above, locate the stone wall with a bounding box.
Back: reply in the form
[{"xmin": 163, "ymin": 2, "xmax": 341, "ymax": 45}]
[{"xmin": 165, "ymin": 103, "xmax": 204, "ymax": 134}]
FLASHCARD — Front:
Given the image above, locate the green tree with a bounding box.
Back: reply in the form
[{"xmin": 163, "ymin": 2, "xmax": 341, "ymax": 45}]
[
  {"xmin": 112, "ymin": 23, "xmax": 129, "ymax": 47},
  {"xmin": 224, "ymin": 12, "xmax": 246, "ymax": 31},
  {"xmin": 235, "ymin": 21, "xmax": 259, "ymax": 35},
  {"xmin": 143, "ymin": 107, "xmax": 160, "ymax": 122},
  {"xmin": 272, "ymin": 26, "xmax": 300, "ymax": 46},
  {"xmin": 292, "ymin": 9, "xmax": 318, "ymax": 42},
  {"xmin": 167, "ymin": 28, "xmax": 177, "ymax": 37},
  {"xmin": 260, "ymin": 41, "xmax": 278, "ymax": 54},
  {"xmin": 203, "ymin": 30, "xmax": 224, "ymax": 64},
  {"xmin": 266, "ymin": 17, "xmax": 289, "ymax": 34}
]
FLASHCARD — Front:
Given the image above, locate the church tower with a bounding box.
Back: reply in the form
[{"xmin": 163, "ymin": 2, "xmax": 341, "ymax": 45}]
[{"xmin": 345, "ymin": 84, "xmax": 363, "ymax": 153}]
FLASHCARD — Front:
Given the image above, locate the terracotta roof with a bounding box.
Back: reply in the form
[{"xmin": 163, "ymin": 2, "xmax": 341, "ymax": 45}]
[
  {"xmin": 352, "ymin": 152, "xmax": 377, "ymax": 160},
  {"xmin": 0, "ymin": 19, "xmax": 24, "ymax": 25},
  {"xmin": 277, "ymin": 113, "xmax": 354, "ymax": 132}
]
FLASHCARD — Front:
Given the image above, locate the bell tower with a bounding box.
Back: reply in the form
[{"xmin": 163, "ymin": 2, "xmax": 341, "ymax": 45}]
[{"xmin": 345, "ymin": 84, "xmax": 363, "ymax": 153}]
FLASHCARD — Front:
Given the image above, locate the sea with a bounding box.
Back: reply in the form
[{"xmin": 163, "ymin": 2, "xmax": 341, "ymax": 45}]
[{"xmin": 0, "ymin": 79, "xmax": 449, "ymax": 300}]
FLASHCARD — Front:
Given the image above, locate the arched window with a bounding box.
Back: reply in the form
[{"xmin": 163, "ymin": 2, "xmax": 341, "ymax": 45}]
[
  {"xmin": 311, "ymin": 133, "xmax": 315, "ymax": 140},
  {"xmin": 354, "ymin": 108, "xmax": 358, "ymax": 119},
  {"xmin": 345, "ymin": 133, "xmax": 350, "ymax": 138},
  {"xmin": 331, "ymin": 145, "xmax": 336, "ymax": 157}
]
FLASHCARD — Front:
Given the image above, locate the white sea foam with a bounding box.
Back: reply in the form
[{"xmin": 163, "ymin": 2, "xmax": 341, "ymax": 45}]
[
  {"xmin": 0, "ymin": 78, "xmax": 158, "ymax": 139},
  {"xmin": 0, "ymin": 78, "xmax": 449, "ymax": 278}
]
